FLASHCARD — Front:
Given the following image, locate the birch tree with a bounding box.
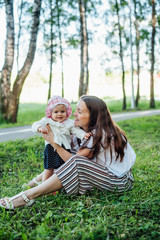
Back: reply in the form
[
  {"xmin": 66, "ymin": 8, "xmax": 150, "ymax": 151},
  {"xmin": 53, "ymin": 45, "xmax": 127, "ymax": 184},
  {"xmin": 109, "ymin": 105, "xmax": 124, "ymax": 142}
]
[
  {"xmin": 0, "ymin": 0, "xmax": 42, "ymax": 123},
  {"xmin": 78, "ymin": 0, "xmax": 89, "ymax": 97},
  {"xmin": 0, "ymin": 0, "xmax": 14, "ymax": 122},
  {"xmin": 115, "ymin": 0, "xmax": 126, "ymax": 110},
  {"xmin": 43, "ymin": 0, "xmax": 70, "ymax": 100},
  {"xmin": 150, "ymin": 0, "xmax": 156, "ymax": 108},
  {"xmin": 133, "ymin": 0, "xmax": 141, "ymax": 107},
  {"xmin": 56, "ymin": 0, "xmax": 64, "ymax": 98},
  {"xmin": 47, "ymin": 0, "xmax": 54, "ymax": 101}
]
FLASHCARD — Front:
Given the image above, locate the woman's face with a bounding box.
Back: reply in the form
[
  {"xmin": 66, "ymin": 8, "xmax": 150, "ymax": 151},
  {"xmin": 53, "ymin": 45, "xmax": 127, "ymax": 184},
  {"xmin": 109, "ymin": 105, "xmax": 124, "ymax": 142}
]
[{"xmin": 73, "ymin": 100, "xmax": 90, "ymax": 131}]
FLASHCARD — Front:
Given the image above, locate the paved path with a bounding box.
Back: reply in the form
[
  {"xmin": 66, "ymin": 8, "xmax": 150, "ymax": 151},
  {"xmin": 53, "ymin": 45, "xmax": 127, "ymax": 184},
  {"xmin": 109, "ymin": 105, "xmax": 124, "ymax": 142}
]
[{"xmin": 0, "ymin": 109, "xmax": 160, "ymax": 143}]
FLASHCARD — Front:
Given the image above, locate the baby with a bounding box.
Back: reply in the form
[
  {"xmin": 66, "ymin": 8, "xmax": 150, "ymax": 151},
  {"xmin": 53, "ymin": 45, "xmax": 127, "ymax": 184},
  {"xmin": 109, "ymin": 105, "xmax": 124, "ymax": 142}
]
[{"xmin": 31, "ymin": 95, "xmax": 88, "ymax": 185}]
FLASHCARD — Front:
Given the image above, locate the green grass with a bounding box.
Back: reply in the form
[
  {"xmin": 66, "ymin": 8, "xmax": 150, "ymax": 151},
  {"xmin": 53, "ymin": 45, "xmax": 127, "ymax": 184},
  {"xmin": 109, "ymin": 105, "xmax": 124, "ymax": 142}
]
[
  {"xmin": 0, "ymin": 116, "xmax": 160, "ymax": 239},
  {"xmin": 1, "ymin": 98, "xmax": 160, "ymax": 128},
  {"xmin": 105, "ymin": 98, "xmax": 160, "ymax": 112},
  {"xmin": 0, "ymin": 103, "xmax": 46, "ymax": 128}
]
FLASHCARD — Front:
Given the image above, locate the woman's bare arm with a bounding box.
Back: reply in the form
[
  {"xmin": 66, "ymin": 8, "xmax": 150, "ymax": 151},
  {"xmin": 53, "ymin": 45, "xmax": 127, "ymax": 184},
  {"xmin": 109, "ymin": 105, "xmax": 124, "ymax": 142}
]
[
  {"xmin": 42, "ymin": 125, "xmax": 93, "ymax": 162},
  {"xmin": 42, "ymin": 125, "xmax": 73, "ymax": 162},
  {"xmin": 52, "ymin": 143, "xmax": 73, "ymax": 162},
  {"xmin": 76, "ymin": 148, "xmax": 93, "ymax": 159}
]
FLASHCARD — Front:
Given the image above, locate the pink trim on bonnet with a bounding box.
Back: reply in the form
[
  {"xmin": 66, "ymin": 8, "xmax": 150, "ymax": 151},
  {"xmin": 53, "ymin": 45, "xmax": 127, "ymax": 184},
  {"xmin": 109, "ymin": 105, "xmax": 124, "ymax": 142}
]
[{"xmin": 45, "ymin": 95, "xmax": 72, "ymax": 119}]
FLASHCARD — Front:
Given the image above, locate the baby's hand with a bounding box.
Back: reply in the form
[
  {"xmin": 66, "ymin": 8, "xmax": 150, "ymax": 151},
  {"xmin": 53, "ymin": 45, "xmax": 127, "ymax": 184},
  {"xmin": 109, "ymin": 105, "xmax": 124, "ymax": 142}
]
[
  {"xmin": 84, "ymin": 132, "xmax": 92, "ymax": 140},
  {"xmin": 41, "ymin": 127, "xmax": 48, "ymax": 134},
  {"xmin": 38, "ymin": 126, "xmax": 48, "ymax": 134}
]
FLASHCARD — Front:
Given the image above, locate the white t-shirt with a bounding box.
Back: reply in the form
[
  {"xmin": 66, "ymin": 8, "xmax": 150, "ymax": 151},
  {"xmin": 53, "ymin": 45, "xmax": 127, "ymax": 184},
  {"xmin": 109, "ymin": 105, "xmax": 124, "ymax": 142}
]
[
  {"xmin": 78, "ymin": 134, "xmax": 136, "ymax": 178},
  {"xmin": 32, "ymin": 117, "xmax": 86, "ymax": 149}
]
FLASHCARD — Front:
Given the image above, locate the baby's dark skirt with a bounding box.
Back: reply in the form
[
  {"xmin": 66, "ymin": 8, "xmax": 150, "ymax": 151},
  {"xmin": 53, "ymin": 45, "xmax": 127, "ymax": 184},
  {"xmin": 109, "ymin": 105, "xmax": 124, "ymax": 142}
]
[{"xmin": 44, "ymin": 144, "xmax": 71, "ymax": 169}]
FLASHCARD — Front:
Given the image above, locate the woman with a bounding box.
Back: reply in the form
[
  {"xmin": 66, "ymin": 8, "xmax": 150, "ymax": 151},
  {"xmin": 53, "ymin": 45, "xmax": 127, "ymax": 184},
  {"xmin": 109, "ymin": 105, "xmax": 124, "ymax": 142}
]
[{"xmin": 0, "ymin": 96, "xmax": 136, "ymax": 209}]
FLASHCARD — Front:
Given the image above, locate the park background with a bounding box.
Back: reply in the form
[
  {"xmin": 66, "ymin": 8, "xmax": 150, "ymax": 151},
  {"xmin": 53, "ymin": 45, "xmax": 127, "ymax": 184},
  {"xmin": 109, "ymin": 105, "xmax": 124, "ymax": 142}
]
[
  {"xmin": 0, "ymin": 1, "xmax": 160, "ymax": 239},
  {"xmin": 0, "ymin": 0, "xmax": 160, "ymax": 122}
]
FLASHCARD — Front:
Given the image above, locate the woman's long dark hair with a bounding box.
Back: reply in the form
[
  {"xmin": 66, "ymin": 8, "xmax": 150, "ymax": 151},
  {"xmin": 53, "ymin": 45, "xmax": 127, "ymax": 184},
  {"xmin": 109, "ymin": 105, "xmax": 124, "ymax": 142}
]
[{"xmin": 81, "ymin": 95, "xmax": 127, "ymax": 162}]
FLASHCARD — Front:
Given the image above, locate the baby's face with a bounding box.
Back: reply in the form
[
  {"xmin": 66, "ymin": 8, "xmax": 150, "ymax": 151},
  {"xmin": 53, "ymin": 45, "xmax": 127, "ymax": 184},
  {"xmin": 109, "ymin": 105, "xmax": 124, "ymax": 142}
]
[{"xmin": 51, "ymin": 104, "xmax": 67, "ymax": 123}]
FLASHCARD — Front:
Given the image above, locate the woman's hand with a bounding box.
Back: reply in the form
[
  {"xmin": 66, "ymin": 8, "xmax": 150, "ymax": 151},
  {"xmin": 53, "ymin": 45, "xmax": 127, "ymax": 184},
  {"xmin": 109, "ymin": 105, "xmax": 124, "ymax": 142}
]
[
  {"xmin": 42, "ymin": 125, "xmax": 73, "ymax": 162},
  {"xmin": 42, "ymin": 124, "xmax": 54, "ymax": 145}
]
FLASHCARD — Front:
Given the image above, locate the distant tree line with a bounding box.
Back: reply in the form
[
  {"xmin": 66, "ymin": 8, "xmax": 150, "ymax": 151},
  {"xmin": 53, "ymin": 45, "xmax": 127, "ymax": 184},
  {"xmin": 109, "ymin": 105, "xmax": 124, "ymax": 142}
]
[{"xmin": 0, "ymin": 0, "xmax": 159, "ymax": 123}]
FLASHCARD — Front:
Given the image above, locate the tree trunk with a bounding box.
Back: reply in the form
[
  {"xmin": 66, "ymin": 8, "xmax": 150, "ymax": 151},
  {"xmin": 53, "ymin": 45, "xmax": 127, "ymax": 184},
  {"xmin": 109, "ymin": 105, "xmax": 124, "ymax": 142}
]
[
  {"xmin": 133, "ymin": 0, "xmax": 140, "ymax": 107},
  {"xmin": 78, "ymin": 0, "xmax": 89, "ymax": 97},
  {"xmin": 129, "ymin": 0, "xmax": 135, "ymax": 109},
  {"xmin": 5, "ymin": 0, "xmax": 42, "ymax": 122},
  {"xmin": 0, "ymin": 0, "xmax": 14, "ymax": 121},
  {"xmin": 150, "ymin": 0, "xmax": 156, "ymax": 108},
  {"xmin": 48, "ymin": 0, "xmax": 53, "ymax": 101},
  {"xmin": 115, "ymin": 0, "xmax": 126, "ymax": 110},
  {"xmin": 17, "ymin": 0, "xmax": 24, "ymax": 72},
  {"xmin": 56, "ymin": 0, "xmax": 64, "ymax": 98}
]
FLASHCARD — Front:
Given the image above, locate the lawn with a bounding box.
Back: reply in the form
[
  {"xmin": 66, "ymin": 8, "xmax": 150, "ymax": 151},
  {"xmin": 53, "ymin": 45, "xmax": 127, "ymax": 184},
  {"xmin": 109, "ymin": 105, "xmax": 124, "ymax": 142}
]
[
  {"xmin": 1, "ymin": 98, "xmax": 160, "ymax": 128},
  {"xmin": 0, "ymin": 115, "xmax": 160, "ymax": 239}
]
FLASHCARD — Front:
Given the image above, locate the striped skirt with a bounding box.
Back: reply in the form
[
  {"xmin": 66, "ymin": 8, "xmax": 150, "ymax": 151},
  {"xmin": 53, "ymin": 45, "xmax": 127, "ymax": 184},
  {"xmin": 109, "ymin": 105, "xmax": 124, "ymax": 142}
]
[{"xmin": 55, "ymin": 155, "xmax": 133, "ymax": 195}]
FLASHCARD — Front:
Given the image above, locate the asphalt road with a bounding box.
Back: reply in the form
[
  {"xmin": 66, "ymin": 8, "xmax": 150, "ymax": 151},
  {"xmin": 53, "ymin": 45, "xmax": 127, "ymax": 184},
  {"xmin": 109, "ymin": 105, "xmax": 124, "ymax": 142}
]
[{"xmin": 0, "ymin": 109, "xmax": 160, "ymax": 143}]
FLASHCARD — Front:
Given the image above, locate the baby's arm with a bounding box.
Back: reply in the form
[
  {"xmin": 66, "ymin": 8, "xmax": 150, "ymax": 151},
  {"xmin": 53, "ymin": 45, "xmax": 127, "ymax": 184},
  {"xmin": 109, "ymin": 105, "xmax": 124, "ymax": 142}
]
[{"xmin": 32, "ymin": 117, "xmax": 49, "ymax": 134}]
